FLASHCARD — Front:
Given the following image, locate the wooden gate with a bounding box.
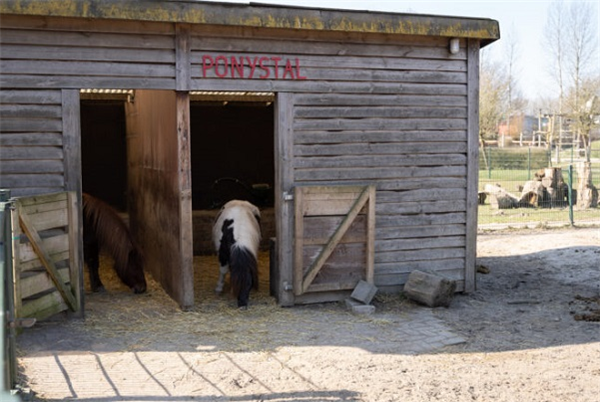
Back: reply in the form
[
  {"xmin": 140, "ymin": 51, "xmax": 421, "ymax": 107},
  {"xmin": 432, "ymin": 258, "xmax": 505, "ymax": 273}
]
[
  {"xmin": 9, "ymin": 192, "xmax": 82, "ymax": 321},
  {"xmin": 293, "ymin": 185, "xmax": 375, "ymax": 304}
]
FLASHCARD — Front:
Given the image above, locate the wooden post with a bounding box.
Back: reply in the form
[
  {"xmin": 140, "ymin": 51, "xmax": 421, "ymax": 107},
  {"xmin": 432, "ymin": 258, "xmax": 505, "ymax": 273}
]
[
  {"xmin": 62, "ymin": 90, "xmax": 82, "ymax": 196},
  {"xmin": 275, "ymin": 92, "xmax": 295, "ymax": 307},
  {"xmin": 62, "ymin": 90, "xmax": 84, "ymax": 317},
  {"xmin": 293, "ymin": 185, "xmax": 304, "ymax": 295},
  {"xmin": 465, "ymin": 38, "xmax": 480, "ymax": 293},
  {"xmin": 175, "ymin": 24, "xmax": 191, "ymax": 91},
  {"xmin": 66, "ymin": 191, "xmax": 83, "ymax": 317}
]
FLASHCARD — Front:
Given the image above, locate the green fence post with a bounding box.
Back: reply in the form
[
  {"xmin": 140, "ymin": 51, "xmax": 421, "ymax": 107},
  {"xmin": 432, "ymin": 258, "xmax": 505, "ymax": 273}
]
[
  {"xmin": 571, "ymin": 143, "xmax": 574, "ymax": 164},
  {"xmin": 568, "ymin": 165, "xmax": 574, "ymax": 226},
  {"xmin": 1, "ymin": 188, "xmax": 20, "ymax": 401},
  {"xmin": 1, "ymin": 189, "xmax": 11, "ymax": 393},
  {"xmin": 488, "ymin": 147, "xmax": 492, "ymax": 179},
  {"xmin": 528, "ymin": 147, "xmax": 531, "ymax": 180}
]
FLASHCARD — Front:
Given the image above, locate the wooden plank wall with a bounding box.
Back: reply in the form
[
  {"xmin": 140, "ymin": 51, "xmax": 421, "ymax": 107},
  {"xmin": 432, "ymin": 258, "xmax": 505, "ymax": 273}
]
[
  {"xmin": 0, "ymin": 89, "xmax": 65, "ymax": 197},
  {"xmin": 0, "ymin": 15, "xmax": 478, "ymax": 294},
  {"xmin": 0, "ymin": 15, "xmax": 176, "ymax": 89},
  {"xmin": 295, "ymin": 91, "xmax": 468, "ymax": 291},
  {"xmin": 189, "ymin": 26, "xmax": 471, "ymax": 291},
  {"xmin": 0, "ymin": 16, "xmax": 176, "ymax": 197}
]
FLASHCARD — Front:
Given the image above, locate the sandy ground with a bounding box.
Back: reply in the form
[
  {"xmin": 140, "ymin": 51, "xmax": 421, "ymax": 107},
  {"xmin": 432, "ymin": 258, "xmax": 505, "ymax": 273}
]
[{"xmin": 14, "ymin": 226, "xmax": 600, "ymax": 402}]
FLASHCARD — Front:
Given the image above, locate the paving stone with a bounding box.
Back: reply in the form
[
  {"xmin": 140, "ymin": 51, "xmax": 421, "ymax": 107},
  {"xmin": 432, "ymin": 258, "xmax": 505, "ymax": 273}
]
[{"xmin": 345, "ymin": 298, "xmax": 376, "ymax": 315}]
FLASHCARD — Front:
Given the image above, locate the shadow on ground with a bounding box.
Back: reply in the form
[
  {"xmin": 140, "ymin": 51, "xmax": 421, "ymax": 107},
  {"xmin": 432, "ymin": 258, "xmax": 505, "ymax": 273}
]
[
  {"xmin": 14, "ymin": 231, "xmax": 600, "ymax": 401},
  {"xmin": 17, "ymin": 243, "xmax": 600, "ymax": 358}
]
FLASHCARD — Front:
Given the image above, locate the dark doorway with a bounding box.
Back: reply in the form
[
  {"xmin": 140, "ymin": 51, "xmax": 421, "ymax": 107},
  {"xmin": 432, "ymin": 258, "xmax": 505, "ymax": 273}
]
[
  {"xmin": 80, "ymin": 99, "xmax": 127, "ymax": 211},
  {"xmin": 189, "ymin": 97, "xmax": 276, "ymax": 257},
  {"xmin": 190, "ymin": 101, "xmax": 275, "ymax": 210}
]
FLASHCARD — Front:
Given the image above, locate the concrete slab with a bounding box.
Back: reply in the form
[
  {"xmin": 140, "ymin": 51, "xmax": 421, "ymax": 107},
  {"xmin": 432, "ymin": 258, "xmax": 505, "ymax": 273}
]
[
  {"xmin": 345, "ymin": 298, "xmax": 376, "ymax": 314},
  {"xmin": 350, "ymin": 280, "xmax": 378, "ymax": 305}
]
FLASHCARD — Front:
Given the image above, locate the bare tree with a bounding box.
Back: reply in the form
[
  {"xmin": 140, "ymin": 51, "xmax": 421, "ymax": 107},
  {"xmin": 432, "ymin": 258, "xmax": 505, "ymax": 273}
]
[
  {"xmin": 478, "ymin": 36, "xmax": 526, "ymax": 156},
  {"xmin": 479, "ymin": 50, "xmax": 508, "ymax": 143},
  {"xmin": 544, "ymin": 1, "xmax": 599, "ymax": 160},
  {"xmin": 543, "ymin": 1, "xmax": 567, "ymax": 150},
  {"xmin": 503, "ymin": 24, "xmax": 523, "ymax": 144},
  {"xmin": 572, "ymin": 76, "xmax": 600, "ymax": 156},
  {"xmin": 565, "ymin": 2, "xmax": 599, "ymax": 159}
]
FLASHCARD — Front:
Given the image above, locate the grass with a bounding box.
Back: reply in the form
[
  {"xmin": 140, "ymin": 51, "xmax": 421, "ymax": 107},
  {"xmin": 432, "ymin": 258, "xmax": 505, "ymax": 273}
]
[
  {"xmin": 478, "ymin": 203, "xmax": 600, "ymax": 226},
  {"xmin": 479, "ymin": 166, "xmax": 600, "ymax": 188},
  {"xmin": 553, "ymin": 140, "xmax": 600, "ymax": 162}
]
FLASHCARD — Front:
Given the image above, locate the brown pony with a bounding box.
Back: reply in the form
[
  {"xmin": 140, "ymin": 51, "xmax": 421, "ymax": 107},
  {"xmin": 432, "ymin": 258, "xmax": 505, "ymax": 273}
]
[{"xmin": 82, "ymin": 193, "xmax": 146, "ymax": 294}]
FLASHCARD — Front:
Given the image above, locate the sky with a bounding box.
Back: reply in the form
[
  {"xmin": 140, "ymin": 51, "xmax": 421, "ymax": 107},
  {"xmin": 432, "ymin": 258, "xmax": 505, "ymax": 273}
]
[{"xmin": 203, "ymin": 0, "xmax": 599, "ymax": 103}]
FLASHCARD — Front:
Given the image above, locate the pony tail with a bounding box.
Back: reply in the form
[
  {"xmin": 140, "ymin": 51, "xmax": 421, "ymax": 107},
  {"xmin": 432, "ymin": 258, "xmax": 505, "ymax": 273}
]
[{"xmin": 229, "ymin": 245, "xmax": 258, "ymax": 307}]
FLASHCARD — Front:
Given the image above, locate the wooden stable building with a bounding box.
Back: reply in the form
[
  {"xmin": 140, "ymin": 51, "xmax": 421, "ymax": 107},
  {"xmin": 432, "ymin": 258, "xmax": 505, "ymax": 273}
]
[{"xmin": 0, "ymin": 0, "xmax": 500, "ymax": 311}]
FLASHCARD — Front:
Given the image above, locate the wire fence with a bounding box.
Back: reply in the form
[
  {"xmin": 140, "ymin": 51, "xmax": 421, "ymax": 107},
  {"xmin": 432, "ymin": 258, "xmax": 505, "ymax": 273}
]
[{"xmin": 478, "ymin": 146, "xmax": 600, "ymax": 229}]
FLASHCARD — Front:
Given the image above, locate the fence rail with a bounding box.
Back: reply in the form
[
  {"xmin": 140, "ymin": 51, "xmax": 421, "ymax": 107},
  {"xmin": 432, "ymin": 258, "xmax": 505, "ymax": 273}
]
[{"xmin": 478, "ymin": 147, "xmax": 600, "ymax": 228}]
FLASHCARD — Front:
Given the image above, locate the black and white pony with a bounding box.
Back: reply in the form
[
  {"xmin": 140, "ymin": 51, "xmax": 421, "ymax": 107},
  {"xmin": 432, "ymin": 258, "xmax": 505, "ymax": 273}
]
[
  {"xmin": 82, "ymin": 193, "xmax": 147, "ymax": 294},
  {"xmin": 212, "ymin": 200, "xmax": 261, "ymax": 308}
]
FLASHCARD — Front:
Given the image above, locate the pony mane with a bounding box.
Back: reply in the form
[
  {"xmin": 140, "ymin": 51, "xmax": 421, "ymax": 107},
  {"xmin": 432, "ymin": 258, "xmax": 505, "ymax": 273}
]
[{"xmin": 82, "ymin": 194, "xmax": 143, "ymax": 276}]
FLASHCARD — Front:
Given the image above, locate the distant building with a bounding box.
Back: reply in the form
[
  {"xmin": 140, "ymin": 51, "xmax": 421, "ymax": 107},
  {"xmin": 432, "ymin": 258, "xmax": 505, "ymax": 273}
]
[
  {"xmin": 498, "ymin": 114, "xmax": 549, "ymax": 138},
  {"xmin": 497, "ymin": 114, "xmax": 549, "ymax": 146}
]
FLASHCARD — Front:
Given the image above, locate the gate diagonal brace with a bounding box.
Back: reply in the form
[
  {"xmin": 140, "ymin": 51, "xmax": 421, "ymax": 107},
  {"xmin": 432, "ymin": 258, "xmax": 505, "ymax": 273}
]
[
  {"xmin": 302, "ymin": 186, "xmax": 371, "ymax": 294},
  {"xmin": 18, "ymin": 211, "xmax": 78, "ymax": 312}
]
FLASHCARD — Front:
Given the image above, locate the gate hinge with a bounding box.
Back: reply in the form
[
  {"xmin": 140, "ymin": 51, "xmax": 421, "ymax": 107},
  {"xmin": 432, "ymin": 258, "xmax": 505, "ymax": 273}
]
[
  {"xmin": 6, "ymin": 312, "xmax": 36, "ymax": 329},
  {"xmin": 11, "ymin": 318, "xmax": 36, "ymax": 329},
  {"xmin": 283, "ymin": 192, "xmax": 294, "ymax": 201}
]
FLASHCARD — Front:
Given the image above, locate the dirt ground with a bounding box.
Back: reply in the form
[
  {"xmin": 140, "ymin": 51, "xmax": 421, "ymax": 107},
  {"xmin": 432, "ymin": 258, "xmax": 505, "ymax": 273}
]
[{"xmin": 15, "ymin": 226, "xmax": 600, "ymax": 402}]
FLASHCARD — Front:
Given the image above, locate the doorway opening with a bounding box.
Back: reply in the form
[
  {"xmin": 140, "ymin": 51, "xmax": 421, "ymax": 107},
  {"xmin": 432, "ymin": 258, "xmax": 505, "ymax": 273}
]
[
  {"xmin": 80, "ymin": 90, "xmax": 130, "ymax": 211},
  {"xmin": 190, "ymin": 91, "xmax": 277, "ymax": 303},
  {"xmin": 79, "ymin": 90, "xmax": 278, "ymax": 306}
]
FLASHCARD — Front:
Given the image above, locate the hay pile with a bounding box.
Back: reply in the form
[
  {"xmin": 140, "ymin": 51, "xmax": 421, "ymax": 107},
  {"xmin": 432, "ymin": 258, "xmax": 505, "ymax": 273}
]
[
  {"xmin": 78, "ymin": 252, "xmax": 287, "ymax": 350},
  {"xmin": 74, "ymin": 251, "xmax": 409, "ymax": 353},
  {"xmin": 86, "ymin": 251, "xmax": 274, "ymax": 307}
]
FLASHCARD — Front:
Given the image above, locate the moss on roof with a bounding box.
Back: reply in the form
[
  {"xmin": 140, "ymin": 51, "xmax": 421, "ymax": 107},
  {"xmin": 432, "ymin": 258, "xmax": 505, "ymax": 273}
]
[{"xmin": 0, "ymin": 0, "xmax": 500, "ymax": 45}]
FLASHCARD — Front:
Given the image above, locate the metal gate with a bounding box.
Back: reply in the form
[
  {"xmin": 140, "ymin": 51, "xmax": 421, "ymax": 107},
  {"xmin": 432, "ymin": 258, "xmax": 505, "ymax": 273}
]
[{"xmin": 1, "ymin": 189, "xmax": 19, "ymax": 399}]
